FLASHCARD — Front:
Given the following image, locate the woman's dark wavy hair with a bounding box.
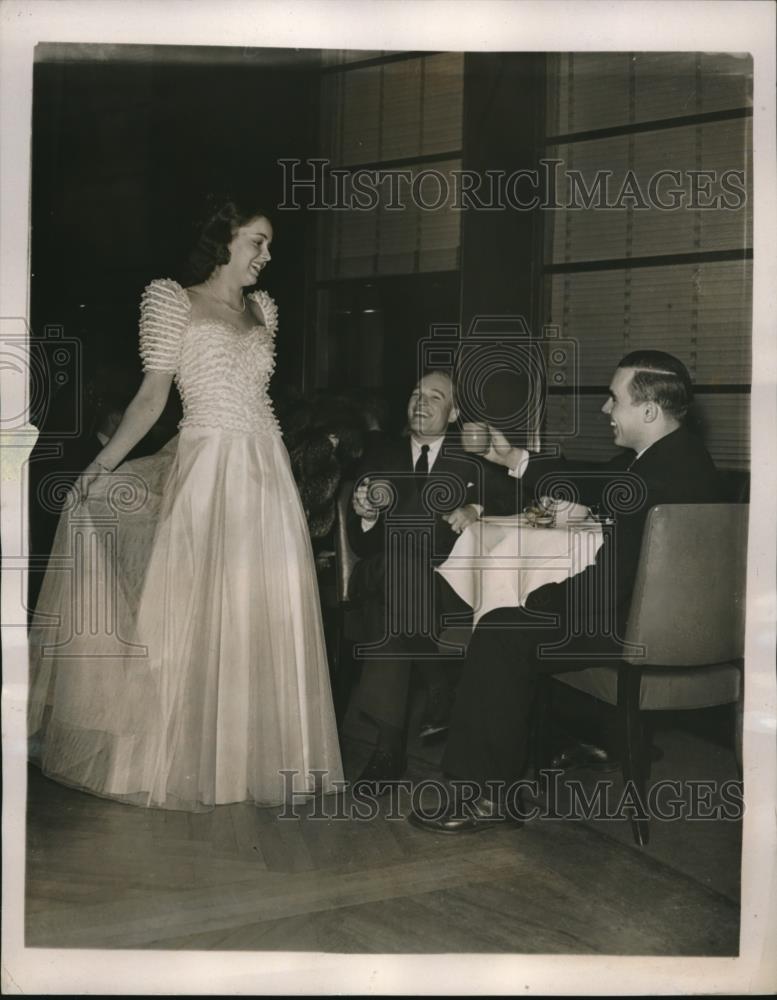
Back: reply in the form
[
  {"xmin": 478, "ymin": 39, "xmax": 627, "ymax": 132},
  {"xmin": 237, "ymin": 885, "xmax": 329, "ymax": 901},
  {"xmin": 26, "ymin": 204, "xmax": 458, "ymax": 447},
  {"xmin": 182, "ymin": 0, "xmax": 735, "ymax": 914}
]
[
  {"xmin": 618, "ymin": 349, "xmax": 693, "ymax": 421},
  {"xmin": 181, "ymin": 193, "xmax": 272, "ymax": 286},
  {"xmin": 280, "ymin": 393, "xmax": 371, "ymax": 539}
]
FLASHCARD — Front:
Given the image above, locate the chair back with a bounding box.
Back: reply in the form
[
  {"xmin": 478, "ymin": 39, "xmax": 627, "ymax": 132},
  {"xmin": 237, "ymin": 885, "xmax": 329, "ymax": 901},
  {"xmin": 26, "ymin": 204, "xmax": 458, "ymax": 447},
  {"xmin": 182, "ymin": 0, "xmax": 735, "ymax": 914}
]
[
  {"xmin": 624, "ymin": 503, "xmax": 748, "ymax": 666},
  {"xmin": 334, "ymin": 480, "xmax": 359, "ymax": 604}
]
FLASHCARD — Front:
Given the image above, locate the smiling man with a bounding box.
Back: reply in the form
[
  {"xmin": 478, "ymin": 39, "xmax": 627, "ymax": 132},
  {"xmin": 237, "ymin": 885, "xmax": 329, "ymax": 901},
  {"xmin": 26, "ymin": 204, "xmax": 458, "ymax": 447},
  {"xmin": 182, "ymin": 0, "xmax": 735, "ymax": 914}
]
[
  {"xmin": 409, "ymin": 350, "xmax": 723, "ymax": 834},
  {"xmin": 602, "ymin": 358, "xmax": 681, "ymax": 454},
  {"xmin": 346, "ymin": 371, "xmax": 504, "ymax": 788}
]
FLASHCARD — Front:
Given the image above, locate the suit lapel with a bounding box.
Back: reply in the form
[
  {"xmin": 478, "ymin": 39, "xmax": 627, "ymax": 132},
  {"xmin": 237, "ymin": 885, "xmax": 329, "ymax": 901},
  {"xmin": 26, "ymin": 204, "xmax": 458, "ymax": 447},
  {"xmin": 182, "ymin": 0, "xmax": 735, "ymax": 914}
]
[{"xmin": 402, "ymin": 437, "xmax": 415, "ymax": 471}]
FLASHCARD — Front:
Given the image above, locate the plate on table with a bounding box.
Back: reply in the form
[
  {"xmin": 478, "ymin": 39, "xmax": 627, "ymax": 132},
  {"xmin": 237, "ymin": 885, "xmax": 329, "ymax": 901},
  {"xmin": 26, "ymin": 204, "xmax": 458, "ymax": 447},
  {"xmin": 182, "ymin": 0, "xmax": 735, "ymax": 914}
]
[{"xmin": 481, "ymin": 513, "xmax": 532, "ymax": 526}]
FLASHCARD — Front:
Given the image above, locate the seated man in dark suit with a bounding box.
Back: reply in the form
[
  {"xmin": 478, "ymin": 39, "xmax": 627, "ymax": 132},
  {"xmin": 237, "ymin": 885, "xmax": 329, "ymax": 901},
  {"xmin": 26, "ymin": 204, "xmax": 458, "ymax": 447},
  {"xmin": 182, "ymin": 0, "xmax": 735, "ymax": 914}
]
[
  {"xmin": 409, "ymin": 350, "xmax": 722, "ymax": 833},
  {"xmin": 347, "ymin": 370, "xmax": 504, "ymax": 786}
]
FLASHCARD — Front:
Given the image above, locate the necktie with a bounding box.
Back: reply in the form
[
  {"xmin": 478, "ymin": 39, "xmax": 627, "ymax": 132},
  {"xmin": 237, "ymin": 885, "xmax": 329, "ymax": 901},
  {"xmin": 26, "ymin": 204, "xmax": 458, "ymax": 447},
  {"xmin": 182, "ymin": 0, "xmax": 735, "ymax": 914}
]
[{"xmin": 415, "ymin": 444, "xmax": 430, "ymax": 475}]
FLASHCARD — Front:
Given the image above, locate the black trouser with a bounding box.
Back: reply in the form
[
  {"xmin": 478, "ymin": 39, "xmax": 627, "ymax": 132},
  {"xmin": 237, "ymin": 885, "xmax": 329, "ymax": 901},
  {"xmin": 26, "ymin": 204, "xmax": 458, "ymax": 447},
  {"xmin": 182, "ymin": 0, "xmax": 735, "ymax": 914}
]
[
  {"xmin": 355, "ymin": 575, "xmax": 471, "ymax": 730},
  {"xmin": 442, "ymin": 606, "xmax": 617, "ymax": 790}
]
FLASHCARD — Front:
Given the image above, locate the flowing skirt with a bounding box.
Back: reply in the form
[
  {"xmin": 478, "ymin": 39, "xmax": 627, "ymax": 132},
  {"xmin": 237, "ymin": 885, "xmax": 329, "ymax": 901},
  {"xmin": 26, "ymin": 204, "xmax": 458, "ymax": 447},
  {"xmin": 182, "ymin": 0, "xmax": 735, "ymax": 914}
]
[{"xmin": 28, "ymin": 426, "xmax": 344, "ymax": 811}]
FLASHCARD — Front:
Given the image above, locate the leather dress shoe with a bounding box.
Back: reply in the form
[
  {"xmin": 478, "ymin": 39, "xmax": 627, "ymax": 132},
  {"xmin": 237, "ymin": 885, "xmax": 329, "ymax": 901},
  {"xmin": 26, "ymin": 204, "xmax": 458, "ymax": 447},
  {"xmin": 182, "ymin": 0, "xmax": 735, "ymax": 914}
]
[
  {"xmin": 352, "ymin": 746, "xmax": 407, "ymax": 796},
  {"xmin": 550, "ymin": 740, "xmax": 664, "ymax": 773},
  {"xmin": 418, "ymin": 687, "xmax": 453, "ymax": 742},
  {"xmin": 551, "ymin": 741, "xmax": 620, "ymax": 773},
  {"xmin": 408, "ymin": 793, "xmax": 523, "ymax": 835}
]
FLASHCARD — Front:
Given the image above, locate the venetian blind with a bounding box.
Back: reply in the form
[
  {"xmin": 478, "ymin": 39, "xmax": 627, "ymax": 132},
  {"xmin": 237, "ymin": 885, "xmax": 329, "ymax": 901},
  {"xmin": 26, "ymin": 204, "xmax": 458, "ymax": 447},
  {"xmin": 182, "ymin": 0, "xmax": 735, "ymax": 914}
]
[
  {"xmin": 317, "ymin": 53, "xmax": 464, "ymax": 279},
  {"xmin": 543, "ymin": 52, "xmax": 753, "ymax": 470}
]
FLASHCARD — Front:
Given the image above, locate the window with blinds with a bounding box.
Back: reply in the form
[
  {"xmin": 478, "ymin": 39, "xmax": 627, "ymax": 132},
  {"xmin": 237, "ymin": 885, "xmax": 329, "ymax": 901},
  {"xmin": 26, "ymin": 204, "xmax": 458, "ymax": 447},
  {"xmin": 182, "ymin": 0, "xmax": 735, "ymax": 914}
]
[
  {"xmin": 543, "ymin": 52, "xmax": 753, "ymax": 471},
  {"xmin": 317, "ymin": 52, "xmax": 464, "ymax": 279}
]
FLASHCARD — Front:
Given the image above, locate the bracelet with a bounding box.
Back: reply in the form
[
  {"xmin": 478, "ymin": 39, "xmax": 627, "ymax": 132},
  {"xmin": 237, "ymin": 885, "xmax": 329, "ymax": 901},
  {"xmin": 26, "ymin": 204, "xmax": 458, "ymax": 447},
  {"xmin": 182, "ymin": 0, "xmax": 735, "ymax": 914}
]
[{"xmin": 94, "ymin": 459, "xmax": 113, "ymax": 473}]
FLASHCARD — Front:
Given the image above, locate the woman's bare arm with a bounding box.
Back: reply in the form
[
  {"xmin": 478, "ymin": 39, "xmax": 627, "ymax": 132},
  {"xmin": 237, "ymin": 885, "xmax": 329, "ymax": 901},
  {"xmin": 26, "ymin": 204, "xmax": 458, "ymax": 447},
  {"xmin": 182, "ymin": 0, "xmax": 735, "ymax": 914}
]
[{"xmin": 75, "ymin": 371, "xmax": 174, "ymax": 500}]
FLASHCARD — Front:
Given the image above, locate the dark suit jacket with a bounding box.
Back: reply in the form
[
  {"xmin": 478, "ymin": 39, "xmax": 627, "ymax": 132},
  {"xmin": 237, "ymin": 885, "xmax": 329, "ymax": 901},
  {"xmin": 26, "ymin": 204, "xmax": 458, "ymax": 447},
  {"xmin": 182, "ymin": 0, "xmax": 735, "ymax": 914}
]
[
  {"xmin": 346, "ymin": 432, "xmax": 503, "ymax": 603},
  {"xmin": 493, "ymin": 425, "xmax": 722, "ymax": 630}
]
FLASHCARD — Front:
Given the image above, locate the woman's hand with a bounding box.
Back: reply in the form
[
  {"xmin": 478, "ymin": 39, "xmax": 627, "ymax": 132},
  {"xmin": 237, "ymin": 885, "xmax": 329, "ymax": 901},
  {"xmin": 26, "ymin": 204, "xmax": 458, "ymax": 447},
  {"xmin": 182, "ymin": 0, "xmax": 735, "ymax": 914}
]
[
  {"xmin": 443, "ymin": 504, "xmax": 480, "ymax": 534},
  {"xmin": 71, "ymin": 460, "xmax": 110, "ymax": 505}
]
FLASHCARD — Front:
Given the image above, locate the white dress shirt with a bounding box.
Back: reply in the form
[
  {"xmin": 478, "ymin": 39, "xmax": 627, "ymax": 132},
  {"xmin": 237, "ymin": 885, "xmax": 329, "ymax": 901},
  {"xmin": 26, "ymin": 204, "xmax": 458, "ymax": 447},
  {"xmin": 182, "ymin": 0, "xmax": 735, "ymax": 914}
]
[
  {"xmin": 410, "ymin": 434, "xmax": 445, "ymax": 472},
  {"xmin": 361, "ymin": 435, "xmax": 482, "ymax": 530}
]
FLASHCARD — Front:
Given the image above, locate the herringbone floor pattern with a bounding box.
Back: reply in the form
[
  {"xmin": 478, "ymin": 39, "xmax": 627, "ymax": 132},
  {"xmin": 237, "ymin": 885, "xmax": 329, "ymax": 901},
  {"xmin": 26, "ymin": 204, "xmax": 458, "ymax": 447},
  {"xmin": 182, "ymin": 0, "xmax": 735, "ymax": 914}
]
[{"xmin": 25, "ymin": 732, "xmax": 740, "ymax": 954}]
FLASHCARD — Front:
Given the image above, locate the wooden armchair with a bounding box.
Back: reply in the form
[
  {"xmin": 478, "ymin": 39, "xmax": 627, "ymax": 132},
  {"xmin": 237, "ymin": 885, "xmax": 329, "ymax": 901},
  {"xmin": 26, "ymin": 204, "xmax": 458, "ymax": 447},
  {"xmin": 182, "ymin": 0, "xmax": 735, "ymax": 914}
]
[{"xmin": 331, "ymin": 480, "xmax": 362, "ymax": 724}]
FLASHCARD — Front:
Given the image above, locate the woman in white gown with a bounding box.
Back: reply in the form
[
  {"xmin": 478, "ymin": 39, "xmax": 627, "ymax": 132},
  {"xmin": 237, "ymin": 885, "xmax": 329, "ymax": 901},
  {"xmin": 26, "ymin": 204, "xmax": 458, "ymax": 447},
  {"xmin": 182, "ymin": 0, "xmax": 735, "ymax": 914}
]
[{"xmin": 28, "ymin": 196, "xmax": 343, "ymax": 811}]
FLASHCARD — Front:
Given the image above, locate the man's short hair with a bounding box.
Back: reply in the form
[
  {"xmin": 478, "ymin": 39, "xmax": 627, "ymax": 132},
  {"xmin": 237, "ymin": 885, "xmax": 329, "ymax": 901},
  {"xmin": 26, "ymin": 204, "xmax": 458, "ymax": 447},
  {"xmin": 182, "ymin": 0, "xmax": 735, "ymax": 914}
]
[
  {"xmin": 618, "ymin": 350, "xmax": 693, "ymax": 421},
  {"xmin": 419, "ymin": 369, "xmax": 456, "ymax": 404},
  {"xmin": 421, "ymin": 369, "xmax": 454, "ymax": 385}
]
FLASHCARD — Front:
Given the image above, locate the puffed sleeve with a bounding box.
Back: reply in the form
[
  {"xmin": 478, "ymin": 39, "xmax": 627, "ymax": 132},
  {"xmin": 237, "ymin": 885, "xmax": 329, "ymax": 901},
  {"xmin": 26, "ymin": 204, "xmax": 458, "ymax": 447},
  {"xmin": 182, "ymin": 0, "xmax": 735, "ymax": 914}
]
[
  {"xmin": 138, "ymin": 278, "xmax": 190, "ymax": 374},
  {"xmin": 251, "ymin": 289, "xmax": 279, "ymax": 336}
]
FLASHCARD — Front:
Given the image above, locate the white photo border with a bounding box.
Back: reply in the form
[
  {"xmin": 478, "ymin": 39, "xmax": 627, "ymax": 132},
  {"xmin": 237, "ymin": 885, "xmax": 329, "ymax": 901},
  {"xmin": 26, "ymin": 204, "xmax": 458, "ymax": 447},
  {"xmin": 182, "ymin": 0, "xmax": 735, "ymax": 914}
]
[{"xmin": 2, "ymin": 1, "xmax": 775, "ymax": 994}]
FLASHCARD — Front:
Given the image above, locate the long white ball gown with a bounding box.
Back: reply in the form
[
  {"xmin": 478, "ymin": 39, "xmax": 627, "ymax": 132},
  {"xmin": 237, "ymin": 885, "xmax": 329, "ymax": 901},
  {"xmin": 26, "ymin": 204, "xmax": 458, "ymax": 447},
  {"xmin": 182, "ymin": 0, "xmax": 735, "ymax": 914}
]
[{"xmin": 27, "ymin": 278, "xmax": 344, "ymax": 810}]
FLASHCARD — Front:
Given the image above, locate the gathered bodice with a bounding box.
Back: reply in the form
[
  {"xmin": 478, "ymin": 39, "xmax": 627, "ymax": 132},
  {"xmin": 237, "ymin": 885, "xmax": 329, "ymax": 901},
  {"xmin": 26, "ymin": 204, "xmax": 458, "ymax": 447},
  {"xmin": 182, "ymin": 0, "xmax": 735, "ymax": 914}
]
[
  {"xmin": 138, "ymin": 279, "xmax": 280, "ymax": 437},
  {"xmin": 177, "ymin": 317, "xmax": 278, "ymax": 435}
]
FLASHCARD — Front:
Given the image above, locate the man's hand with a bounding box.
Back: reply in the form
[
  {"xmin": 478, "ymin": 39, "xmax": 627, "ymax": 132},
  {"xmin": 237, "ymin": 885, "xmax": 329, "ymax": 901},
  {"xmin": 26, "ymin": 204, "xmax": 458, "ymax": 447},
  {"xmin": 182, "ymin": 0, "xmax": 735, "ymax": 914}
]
[
  {"xmin": 462, "ymin": 423, "xmax": 526, "ymax": 471},
  {"xmin": 443, "ymin": 504, "xmax": 480, "ymax": 534},
  {"xmin": 482, "ymin": 425, "xmax": 520, "ymax": 467},
  {"xmin": 352, "ymin": 478, "xmax": 379, "ymax": 520},
  {"xmin": 354, "ymin": 477, "xmax": 397, "ymax": 520}
]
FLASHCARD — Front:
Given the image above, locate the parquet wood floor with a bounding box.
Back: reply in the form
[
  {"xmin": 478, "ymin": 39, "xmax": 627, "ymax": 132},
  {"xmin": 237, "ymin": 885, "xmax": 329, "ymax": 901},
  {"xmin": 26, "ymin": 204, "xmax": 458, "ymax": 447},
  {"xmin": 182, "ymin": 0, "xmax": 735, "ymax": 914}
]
[{"xmin": 25, "ymin": 743, "xmax": 739, "ymax": 954}]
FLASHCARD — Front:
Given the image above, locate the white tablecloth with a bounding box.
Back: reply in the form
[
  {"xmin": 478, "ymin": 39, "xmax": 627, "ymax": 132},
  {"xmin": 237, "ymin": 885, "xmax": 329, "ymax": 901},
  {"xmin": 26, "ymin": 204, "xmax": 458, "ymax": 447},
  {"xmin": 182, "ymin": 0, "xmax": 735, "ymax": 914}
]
[{"xmin": 436, "ymin": 510, "xmax": 604, "ymax": 625}]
